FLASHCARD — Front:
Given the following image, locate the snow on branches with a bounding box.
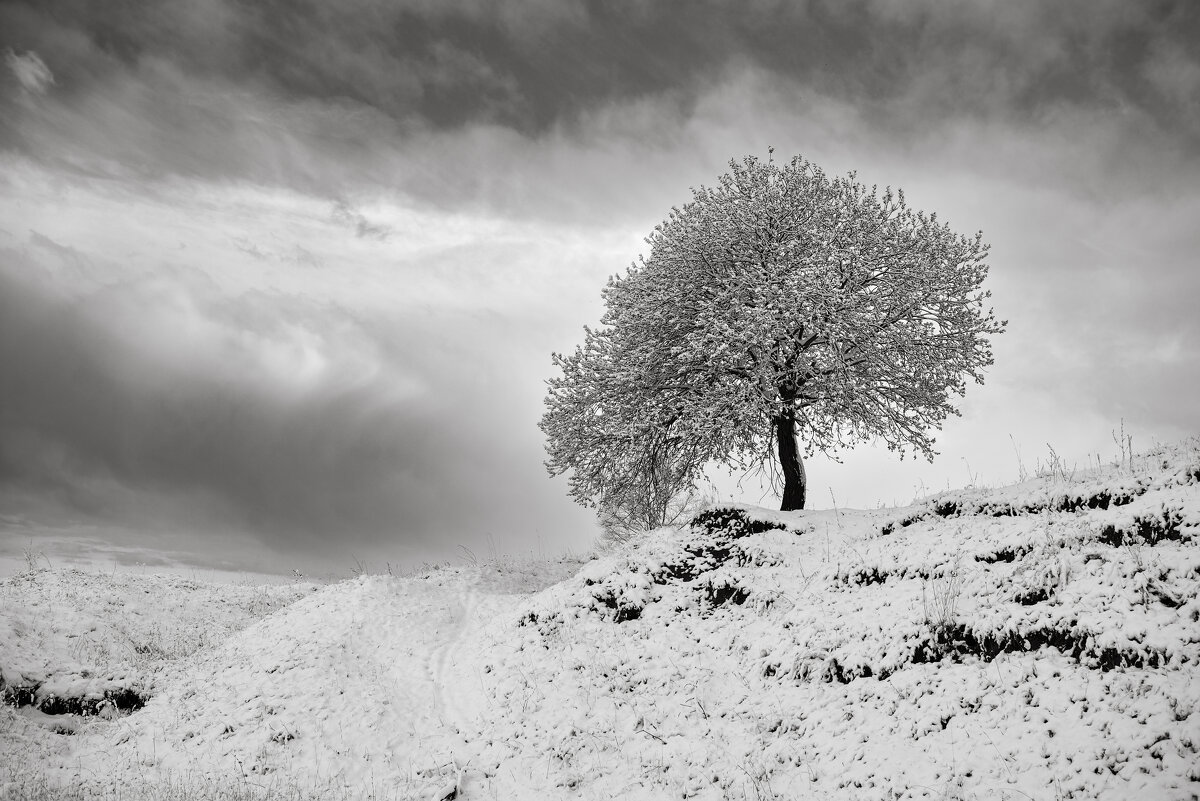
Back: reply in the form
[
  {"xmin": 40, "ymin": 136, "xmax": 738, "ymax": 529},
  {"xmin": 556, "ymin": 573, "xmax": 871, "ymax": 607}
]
[{"xmin": 542, "ymin": 153, "xmax": 1005, "ymax": 518}]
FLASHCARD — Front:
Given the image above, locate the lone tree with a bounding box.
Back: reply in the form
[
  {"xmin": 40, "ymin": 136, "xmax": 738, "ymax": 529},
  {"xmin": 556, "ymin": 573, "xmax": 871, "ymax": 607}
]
[{"xmin": 541, "ymin": 153, "xmax": 1004, "ymax": 518}]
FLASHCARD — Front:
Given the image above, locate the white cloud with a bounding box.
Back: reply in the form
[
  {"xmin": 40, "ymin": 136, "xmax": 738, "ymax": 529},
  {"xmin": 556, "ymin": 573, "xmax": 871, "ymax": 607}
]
[{"xmin": 5, "ymin": 49, "xmax": 54, "ymax": 95}]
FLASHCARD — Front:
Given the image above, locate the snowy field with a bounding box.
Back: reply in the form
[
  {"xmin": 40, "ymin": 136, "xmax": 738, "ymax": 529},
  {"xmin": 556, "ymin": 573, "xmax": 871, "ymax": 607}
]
[{"xmin": 2, "ymin": 441, "xmax": 1198, "ymax": 800}]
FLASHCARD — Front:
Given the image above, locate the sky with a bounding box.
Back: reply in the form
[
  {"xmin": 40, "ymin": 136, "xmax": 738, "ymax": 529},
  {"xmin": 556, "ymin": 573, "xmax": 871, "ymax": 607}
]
[{"xmin": 1, "ymin": 0, "xmax": 1198, "ymax": 577}]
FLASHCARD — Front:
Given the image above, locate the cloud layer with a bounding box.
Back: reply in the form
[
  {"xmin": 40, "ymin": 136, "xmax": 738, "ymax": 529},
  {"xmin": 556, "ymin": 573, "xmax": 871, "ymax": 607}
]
[
  {"xmin": 0, "ymin": 174, "xmax": 628, "ymax": 564},
  {"xmin": 2, "ymin": 0, "xmax": 1197, "ymax": 206},
  {"xmin": 1, "ymin": 2, "xmax": 1198, "ymax": 569}
]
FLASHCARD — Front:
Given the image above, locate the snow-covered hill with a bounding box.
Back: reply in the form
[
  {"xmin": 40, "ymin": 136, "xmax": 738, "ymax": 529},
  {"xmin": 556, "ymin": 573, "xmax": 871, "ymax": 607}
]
[{"xmin": 3, "ymin": 440, "xmax": 1198, "ymax": 800}]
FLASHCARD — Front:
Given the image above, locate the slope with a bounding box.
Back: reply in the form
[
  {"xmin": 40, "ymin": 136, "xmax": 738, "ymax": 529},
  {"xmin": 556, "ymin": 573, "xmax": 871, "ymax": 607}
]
[{"xmin": 2, "ymin": 440, "xmax": 1198, "ymax": 800}]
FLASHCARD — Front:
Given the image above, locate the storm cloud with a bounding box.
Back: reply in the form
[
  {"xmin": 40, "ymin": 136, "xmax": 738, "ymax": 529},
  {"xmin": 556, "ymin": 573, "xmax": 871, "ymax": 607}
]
[
  {"xmin": 2, "ymin": 0, "xmax": 1198, "ymax": 206},
  {"xmin": 0, "ymin": 179, "xmax": 624, "ymax": 567},
  {"xmin": 1, "ymin": 238, "xmax": 490, "ymax": 546}
]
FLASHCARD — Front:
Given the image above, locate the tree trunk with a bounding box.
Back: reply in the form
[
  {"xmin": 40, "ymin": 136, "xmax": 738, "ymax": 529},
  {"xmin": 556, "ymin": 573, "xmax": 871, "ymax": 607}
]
[{"xmin": 775, "ymin": 408, "xmax": 807, "ymax": 511}]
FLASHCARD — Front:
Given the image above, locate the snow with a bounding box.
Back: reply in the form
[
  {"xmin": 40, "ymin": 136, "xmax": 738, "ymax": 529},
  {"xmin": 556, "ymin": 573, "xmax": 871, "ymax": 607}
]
[{"xmin": 2, "ymin": 441, "xmax": 1198, "ymax": 799}]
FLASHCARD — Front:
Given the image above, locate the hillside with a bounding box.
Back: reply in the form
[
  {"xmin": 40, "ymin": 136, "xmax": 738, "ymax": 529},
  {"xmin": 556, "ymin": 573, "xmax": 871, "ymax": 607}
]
[{"xmin": 2, "ymin": 440, "xmax": 1198, "ymax": 800}]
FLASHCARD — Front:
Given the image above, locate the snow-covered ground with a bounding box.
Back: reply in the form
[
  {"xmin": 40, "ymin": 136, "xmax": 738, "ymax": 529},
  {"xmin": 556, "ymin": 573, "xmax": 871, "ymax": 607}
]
[{"xmin": 2, "ymin": 440, "xmax": 1198, "ymax": 800}]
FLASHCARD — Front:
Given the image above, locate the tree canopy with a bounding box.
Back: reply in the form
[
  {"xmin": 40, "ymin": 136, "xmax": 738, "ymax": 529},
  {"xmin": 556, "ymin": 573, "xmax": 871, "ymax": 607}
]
[{"xmin": 541, "ymin": 153, "xmax": 1005, "ymax": 521}]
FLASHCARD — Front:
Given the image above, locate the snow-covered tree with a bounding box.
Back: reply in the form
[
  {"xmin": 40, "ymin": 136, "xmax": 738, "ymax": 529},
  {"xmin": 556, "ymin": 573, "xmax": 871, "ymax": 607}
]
[
  {"xmin": 542, "ymin": 153, "xmax": 1005, "ymax": 514},
  {"xmin": 540, "ymin": 327, "xmax": 708, "ymax": 536}
]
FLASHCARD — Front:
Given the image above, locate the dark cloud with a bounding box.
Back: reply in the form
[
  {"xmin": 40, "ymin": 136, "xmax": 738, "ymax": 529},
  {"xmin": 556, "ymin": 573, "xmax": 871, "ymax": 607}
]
[
  {"xmin": 1, "ymin": 0, "xmax": 1197, "ymax": 202},
  {"xmin": 0, "ymin": 234, "xmax": 594, "ymax": 556}
]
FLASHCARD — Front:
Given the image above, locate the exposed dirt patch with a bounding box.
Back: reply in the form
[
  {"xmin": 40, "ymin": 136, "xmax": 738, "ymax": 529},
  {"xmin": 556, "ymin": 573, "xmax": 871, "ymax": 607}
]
[
  {"xmin": 651, "ymin": 508, "xmax": 787, "ymax": 585},
  {"xmin": 1012, "ymin": 585, "xmax": 1055, "ymax": 606},
  {"xmin": 975, "ymin": 546, "xmax": 1030, "ymax": 564},
  {"xmin": 839, "ymin": 566, "xmax": 893, "ymax": 586},
  {"xmin": 592, "ymin": 587, "xmax": 644, "ymax": 622},
  {"xmin": 881, "ymin": 483, "xmax": 1162, "ymax": 535},
  {"xmin": 690, "ymin": 508, "xmax": 789, "ymax": 538},
  {"xmin": 702, "ymin": 579, "xmax": 750, "ymax": 608},
  {"xmin": 1098, "ymin": 508, "xmax": 1188, "ymax": 547},
  {"xmin": 1, "ymin": 679, "xmax": 147, "ymax": 717},
  {"xmin": 912, "ymin": 623, "xmax": 1170, "ymax": 671},
  {"xmin": 834, "ymin": 565, "xmax": 936, "ymax": 587}
]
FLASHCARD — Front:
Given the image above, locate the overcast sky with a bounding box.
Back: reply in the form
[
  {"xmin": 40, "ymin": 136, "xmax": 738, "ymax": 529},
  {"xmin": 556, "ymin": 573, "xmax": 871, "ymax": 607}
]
[{"xmin": 2, "ymin": 0, "xmax": 1198, "ymax": 576}]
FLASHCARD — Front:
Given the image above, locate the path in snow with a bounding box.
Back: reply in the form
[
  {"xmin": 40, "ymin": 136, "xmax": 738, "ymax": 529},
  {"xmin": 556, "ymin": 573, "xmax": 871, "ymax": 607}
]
[
  {"xmin": 4, "ymin": 558, "xmax": 588, "ymax": 800},
  {"xmin": 430, "ymin": 579, "xmax": 483, "ymax": 736},
  {"xmin": 35, "ymin": 572, "xmax": 491, "ymax": 799}
]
